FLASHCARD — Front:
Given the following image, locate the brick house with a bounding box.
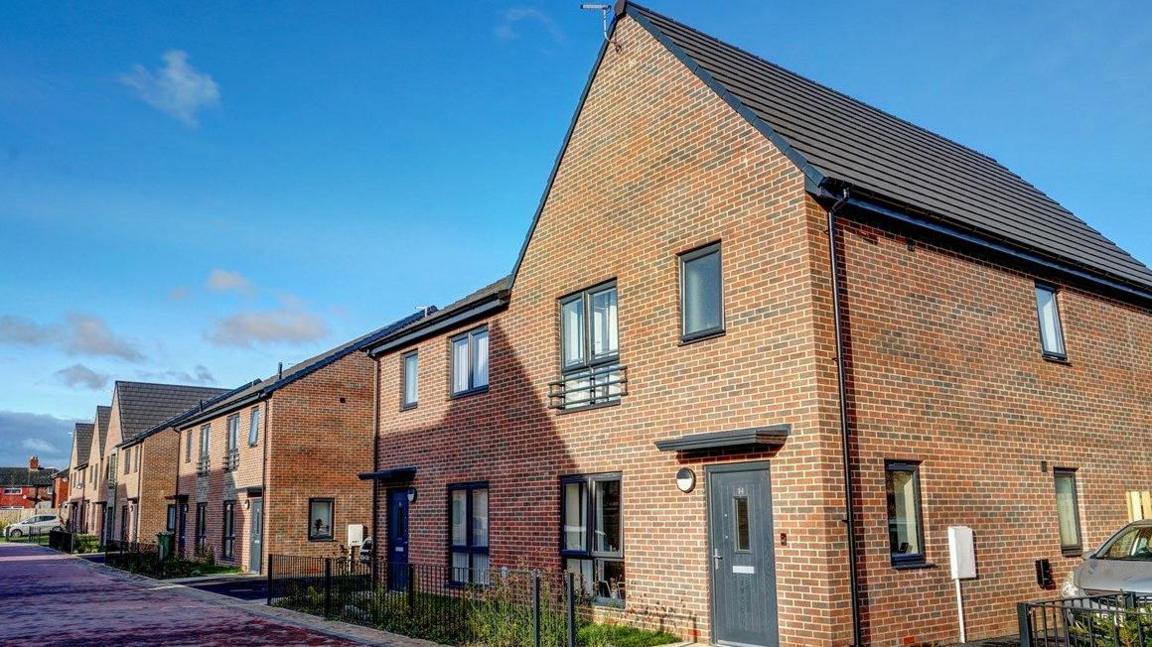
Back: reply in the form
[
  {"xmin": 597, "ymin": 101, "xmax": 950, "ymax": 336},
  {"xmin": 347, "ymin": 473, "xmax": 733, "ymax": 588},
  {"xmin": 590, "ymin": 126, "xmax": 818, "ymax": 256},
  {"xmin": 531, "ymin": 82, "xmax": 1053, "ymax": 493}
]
[
  {"xmin": 362, "ymin": 4, "xmax": 1152, "ymax": 647},
  {"xmin": 52, "ymin": 467, "xmax": 68, "ymax": 509},
  {"xmin": 84, "ymin": 405, "xmax": 112, "ymax": 539},
  {"xmin": 170, "ymin": 311, "xmax": 423, "ymax": 574},
  {"xmin": 65, "ymin": 421, "xmax": 95, "ymax": 530},
  {"xmin": 0, "ymin": 457, "xmax": 56, "ymax": 509}
]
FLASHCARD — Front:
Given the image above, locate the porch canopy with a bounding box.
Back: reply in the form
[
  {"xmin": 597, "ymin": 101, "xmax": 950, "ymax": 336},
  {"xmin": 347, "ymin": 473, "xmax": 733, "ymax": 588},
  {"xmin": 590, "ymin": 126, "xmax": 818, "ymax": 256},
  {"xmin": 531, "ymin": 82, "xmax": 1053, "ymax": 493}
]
[{"xmin": 654, "ymin": 424, "xmax": 790, "ymax": 453}]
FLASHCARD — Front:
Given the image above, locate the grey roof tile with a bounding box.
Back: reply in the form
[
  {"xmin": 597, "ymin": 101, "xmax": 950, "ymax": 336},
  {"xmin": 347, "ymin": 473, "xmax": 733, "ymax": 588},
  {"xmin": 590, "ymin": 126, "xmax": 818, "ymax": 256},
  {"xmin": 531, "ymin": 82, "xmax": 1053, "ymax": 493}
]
[
  {"xmin": 0, "ymin": 467, "xmax": 55, "ymax": 487},
  {"xmin": 73, "ymin": 422, "xmax": 94, "ymax": 466},
  {"xmin": 627, "ymin": 3, "xmax": 1152, "ymax": 292},
  {"xmin": 114, "ymin": 382, "xmax": 230, "ymax": 443}
]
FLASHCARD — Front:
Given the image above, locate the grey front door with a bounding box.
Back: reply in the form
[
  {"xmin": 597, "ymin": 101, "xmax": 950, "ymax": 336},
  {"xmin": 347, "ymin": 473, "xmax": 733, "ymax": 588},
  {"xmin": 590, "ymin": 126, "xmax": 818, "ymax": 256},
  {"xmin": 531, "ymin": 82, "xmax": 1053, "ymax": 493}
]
[
  {"xmin": 249, "ymin": 499, "xmax": 263, "ymax": 574},
  {"xmin": 708, "ymin": 463, "xmax": 779, "ymax": 647}
]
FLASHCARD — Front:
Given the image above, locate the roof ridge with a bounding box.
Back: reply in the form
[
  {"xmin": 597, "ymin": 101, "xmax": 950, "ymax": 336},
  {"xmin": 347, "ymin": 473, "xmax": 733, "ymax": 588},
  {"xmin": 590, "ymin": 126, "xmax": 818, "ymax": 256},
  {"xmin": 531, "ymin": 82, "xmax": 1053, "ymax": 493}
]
[{"xmin": 625, "ymin": 2, "xmax": 1007, "ymax": 170}]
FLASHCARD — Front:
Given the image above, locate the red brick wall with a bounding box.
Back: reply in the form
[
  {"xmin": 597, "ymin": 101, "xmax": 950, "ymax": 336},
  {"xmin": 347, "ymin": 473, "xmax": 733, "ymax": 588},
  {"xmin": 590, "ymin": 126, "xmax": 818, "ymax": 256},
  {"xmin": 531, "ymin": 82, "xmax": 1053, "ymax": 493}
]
[
  {"xmin": 0, "ymin": 487, "xmax": 36, "ymax": 508},
  {"xmin": 834, "ymin": 217, "xmax": 1152, "ymax": 645},
  {"xmin": 265, "ymin": 352, "xmax": 376, "ymax": 564},
  {"xmin": 373, "ymin": 16, "xmax": 849, "ymax": 644},
  {"xmin": 136, "ymin": 430, "xmax": 179, "ymax": 542}
]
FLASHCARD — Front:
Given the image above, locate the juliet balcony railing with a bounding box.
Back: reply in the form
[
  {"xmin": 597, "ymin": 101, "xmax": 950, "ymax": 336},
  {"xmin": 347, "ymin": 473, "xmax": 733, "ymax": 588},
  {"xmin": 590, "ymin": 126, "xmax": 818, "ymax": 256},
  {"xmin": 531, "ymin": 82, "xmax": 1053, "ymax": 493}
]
[
  {"xmin": 223, "ymin": 448, "xmax": 239, "ymax": 472},
  {"xmin": 196, "ymin": 455, "xmax": 210, "ymax": 476},
  {"xmin": 548, "ymin": 364, "xmax": 628, "ymax": 411}
]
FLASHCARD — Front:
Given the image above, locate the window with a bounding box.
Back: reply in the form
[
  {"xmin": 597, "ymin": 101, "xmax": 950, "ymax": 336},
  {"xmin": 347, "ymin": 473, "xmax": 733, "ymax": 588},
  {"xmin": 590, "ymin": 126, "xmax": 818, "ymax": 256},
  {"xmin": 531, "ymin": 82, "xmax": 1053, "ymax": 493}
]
[
  {"xmin": 449, "ymin": 483, "xmax": 489, "ymax": 585},
  {"xmin": 1099, "ymin": 525, "xmax": 1152, "ymax": 561},
  {"xmin": 134, "ymin": 445, "xmax": 140, "ymax": 473},
  {"xmin": 561, "ymin": 474, "xmax": 624, "ymax": 605},
  {"xmin": 226, "ymin": 415, "xmax": 239, "ymax": 451},
  {"xmin": 1035, "ymin": 284, "xmax": 1067, "ymax": 358},
  {"xmin": 166, "ymin": 505, "xmax": 177, "ymax": 533},
  {"xmin": 123, "ymin": 448, "xmax": 131, "ymax": 474},
  {"xmin": 185, "ymin": 430, "xmax": 192, "ymax": 462},
  {"xmin": 556, "ymin": 283, "xmax": 622, "ymax": 410},
  {"xmin": 451, "ymin": 327, "xmax": 489, "ymax": 397},
  {"xmin": 199, "ymin": 424, "xmax": 211, "ymax": 458},
  {"xmin": 885, "ymin": 461, "xmax": 925, "ymax": 565},
  {"xmin": 402, "ymin": 351, "xmax": 419, "ymax": 408},
  {"xmin": 1055, "ymin": 469, "xmax": 1082, "ymax": 555},
  {"xmin": 3, "ymin": 487, "xmax": 20, "ymax": 495},
  {"xmin": 680, "ymin": 242, "xmax": 724, "ymax": 340},
  {"xmin": 309, "ymin": 498, "xmax": 334, "ymax": 541},
  {"xmin": 222, "ymin": 501, "xmax": 235, "ymax": 559},
  {"xmin": 195, "ymin": 502, "xmax": 207, "ymax": 547},
  {"xmin": 248, "ymin": 407, "xmax": 260, "ymax": 446}
]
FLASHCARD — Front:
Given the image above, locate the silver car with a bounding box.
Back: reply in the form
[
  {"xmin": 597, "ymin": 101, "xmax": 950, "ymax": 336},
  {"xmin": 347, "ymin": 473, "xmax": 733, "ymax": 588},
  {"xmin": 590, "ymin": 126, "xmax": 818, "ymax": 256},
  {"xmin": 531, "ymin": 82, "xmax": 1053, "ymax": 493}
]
[
  {"xmin": 1062, "ymin": 521, "xmax": 1152, "ymax": 597},
  {"xmin": 4, "ymin": 514, "xmax": 63, "ymax": 539}
]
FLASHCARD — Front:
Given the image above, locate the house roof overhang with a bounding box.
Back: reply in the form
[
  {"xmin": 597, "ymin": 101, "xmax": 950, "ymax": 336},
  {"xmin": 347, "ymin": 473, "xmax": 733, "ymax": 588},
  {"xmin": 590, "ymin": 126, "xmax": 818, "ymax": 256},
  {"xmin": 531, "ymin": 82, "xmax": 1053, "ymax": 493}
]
[
  {"xmin": 654, "ymin": 425, "xmax": 791, "ymax": 453},
  {"xmin": 358, "ymin": 467, "xmax": 417, "ymax": 484}
]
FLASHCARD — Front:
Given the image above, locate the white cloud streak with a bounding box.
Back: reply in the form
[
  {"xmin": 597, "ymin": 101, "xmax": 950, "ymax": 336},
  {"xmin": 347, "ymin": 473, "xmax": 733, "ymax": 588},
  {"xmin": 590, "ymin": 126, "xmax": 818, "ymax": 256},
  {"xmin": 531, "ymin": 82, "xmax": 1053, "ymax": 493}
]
[{"xmin": 120, "ymin": 50, "xmax": 220, "ymax": 127}]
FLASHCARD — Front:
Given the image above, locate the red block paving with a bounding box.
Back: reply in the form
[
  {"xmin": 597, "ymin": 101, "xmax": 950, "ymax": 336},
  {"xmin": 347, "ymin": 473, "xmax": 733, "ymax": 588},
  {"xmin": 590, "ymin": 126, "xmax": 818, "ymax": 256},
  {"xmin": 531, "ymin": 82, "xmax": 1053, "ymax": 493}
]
[{"xmin": 0, "ymin": 543, "xmax": 361, "ymax": 646}]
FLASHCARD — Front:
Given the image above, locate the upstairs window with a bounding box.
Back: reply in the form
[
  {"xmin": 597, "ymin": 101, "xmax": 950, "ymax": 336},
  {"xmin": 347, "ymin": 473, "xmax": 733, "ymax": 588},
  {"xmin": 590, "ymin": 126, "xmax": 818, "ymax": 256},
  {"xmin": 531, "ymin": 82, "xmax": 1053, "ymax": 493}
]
[
  {"xmin": 402, "ymin": 351, "xmax": 419, "ymax": 408},
  {"xmin": 123, "ymin": 448, "xmax": 131, "ymax": 474},
  {"xmin": 449, "ymin": 483, "xmax": 489, "ymax": 585},
  {"xmin": 1035, "ymin": 284, "xmax": 1067, "ymax": 359},
  {"xmin": 199, "ymin": 424, "xmax": 211, "ymax": 458},
  {"xmin": 1055, "ymin": 469, "xmax": 1082, "ymax": 555},
  {"xmin": 561, "ymin": 474, "xmax": 624, "ymax": 606},
  {"xmin": 134, "ymin": 446, "xmax": 140, "ymax": 473},
  {"xmin": 885, "ymin": 461, "xmax": 925, "ymax": 566},
  {"xmin": 680, "ymin": 243, "xmax": 724, "ymax": 340},
  {"xmin": 226, "ymin": 415, "xmax": 239, "ymax": 452},
  {"xmin": 185, "ymin": 430, "xmax": 192, "ymax": 463},
  {"xmin": 451, "ymin": 327, "xmax": 489, "ymax": 397},
  {"xmin": 248, "ymin": 407, "xmax": 260, "ymax": 446},
  {"xmin": 553, "ymin": 282, "xmax": 623, "ymax": 410}
]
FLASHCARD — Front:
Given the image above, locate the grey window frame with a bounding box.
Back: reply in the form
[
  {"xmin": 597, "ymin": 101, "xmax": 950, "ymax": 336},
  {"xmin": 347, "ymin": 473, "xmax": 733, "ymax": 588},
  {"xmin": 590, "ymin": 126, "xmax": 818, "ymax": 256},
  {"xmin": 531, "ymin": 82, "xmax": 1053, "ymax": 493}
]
[
  {"xmin": 1035, "ymin": 282, "xmax": 1067, "ymax": 360},
  {"xmin": 885, "ymin": 460, "xmax": 926, "ymax": 567},
  {"xmin": 447, "ymin": 482, "xmax": 490, "ymax": 585},
  {"xmin": 222, "ymin": 501, "xmax": 235, "ymax": 559},
  {"xmin": 1054, "ymin": 468, "xmax": 1083, "ymax": 556},
  {"xmin": 558, "ymin": 281, "xmax": 619, "ymax": 374},
  {"xmin": 402, "ymin": 351, "xmax": 419, "ymax": 409},
  {"xmin": 559, "ymin": 472, "xmax": 624, "ymax": 607},
  {"xmin": 199, "ymin": 424, "xmax": 211, "ymax": 458},
  {"xmin": 308, "ymin": 497, "xmax": 334, "ymax": 541},
  {"xmin": 226, "ymin": 414, "xmax": 240, "ymax": 452},
  {"xmin": 185, "ymin": 429, "xmax": 192, "ymax": 462},
  {"xmin": 248, "ymin": 407, "xmax": 261, "ymax": 446},
  {"xmin": 449, "ymin": 326, "xmax": 489, "ymax": 398},
  {"xmin": 679, "ymin": 242, "xmax": 725, "ymax": 341}
]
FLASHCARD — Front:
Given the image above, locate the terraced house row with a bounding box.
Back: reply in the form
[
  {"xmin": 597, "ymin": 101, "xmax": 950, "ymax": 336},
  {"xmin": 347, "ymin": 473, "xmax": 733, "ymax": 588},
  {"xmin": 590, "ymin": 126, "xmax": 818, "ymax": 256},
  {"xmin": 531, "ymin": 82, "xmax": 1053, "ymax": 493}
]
[{"xmin": 61, "ymin": 3, "xmax": 1150, "ymax": 646}]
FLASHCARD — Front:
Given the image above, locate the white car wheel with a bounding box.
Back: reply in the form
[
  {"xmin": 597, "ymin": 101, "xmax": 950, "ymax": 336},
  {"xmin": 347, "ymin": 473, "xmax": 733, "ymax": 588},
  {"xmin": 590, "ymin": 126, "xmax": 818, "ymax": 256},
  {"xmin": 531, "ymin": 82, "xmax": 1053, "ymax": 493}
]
[{"xmin": 9, "ymin": 529, "xmax": 23, "ymax": 538}]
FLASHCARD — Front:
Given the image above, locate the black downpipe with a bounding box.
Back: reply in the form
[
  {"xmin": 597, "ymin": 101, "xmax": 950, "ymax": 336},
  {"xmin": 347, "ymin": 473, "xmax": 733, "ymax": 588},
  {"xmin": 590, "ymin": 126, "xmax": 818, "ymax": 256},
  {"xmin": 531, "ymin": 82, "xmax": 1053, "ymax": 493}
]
[{"xmin": 826, "ymin": 186, "xmax": 862, "ymax": 646}]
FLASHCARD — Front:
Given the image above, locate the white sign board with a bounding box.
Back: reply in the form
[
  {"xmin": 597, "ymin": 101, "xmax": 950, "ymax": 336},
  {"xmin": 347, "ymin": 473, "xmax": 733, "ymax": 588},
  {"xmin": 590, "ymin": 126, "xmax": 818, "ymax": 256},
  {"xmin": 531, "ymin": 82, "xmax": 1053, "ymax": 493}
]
[
  {"xmin": 347, "ymin": 524, "xmax": 365, "ymax": 547},
  {"xmin": 948, "ymin": 525, "xmax": 976, "ymax": 580}
]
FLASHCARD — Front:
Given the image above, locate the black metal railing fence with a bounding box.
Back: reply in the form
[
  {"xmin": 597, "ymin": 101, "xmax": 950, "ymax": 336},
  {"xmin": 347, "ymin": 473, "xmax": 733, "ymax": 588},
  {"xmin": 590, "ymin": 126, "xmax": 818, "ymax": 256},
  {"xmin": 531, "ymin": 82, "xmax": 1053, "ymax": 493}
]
[
  {"xmin": 268, "ymin": 555, "xmax": 592, "ymax": 646},
  {"xmin": 1019, "ymin": 593, "xmax": 1152, "ymax": 647}
]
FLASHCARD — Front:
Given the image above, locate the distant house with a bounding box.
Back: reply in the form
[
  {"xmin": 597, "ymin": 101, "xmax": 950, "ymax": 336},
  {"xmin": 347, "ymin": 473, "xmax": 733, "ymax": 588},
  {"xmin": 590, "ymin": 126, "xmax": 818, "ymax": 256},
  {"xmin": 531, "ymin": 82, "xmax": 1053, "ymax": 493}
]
[
  {"xmin": 169, "ymin": 310, "xmax": 424, "ymax": 574},
  {"xmin": 0, "ymin": 457, "xmax": 57, "ymax": 509}
]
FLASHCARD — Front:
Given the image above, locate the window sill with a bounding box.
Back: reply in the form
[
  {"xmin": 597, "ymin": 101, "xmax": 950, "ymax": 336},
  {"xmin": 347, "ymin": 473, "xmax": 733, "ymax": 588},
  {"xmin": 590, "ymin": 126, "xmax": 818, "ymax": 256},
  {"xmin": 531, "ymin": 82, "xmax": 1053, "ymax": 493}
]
[
  {"xmin": 592, "ymin": 598, "xmax": 625, "ymax": 609},
  {"xmin": 400, "ymin": 403, "xmax": 418, "ymax": 412},
  {"xmin": 556, "ymin": 400, "xmax": 621, "ymax": 416},
  {"xmin": 679, "ymin": 329, "xmax": 726, "ymax": 346},
  {"xmin": 1062, "ymin": 547, "xmax": 1084, "ymax": 558},
  {"xmin": 1042, "ymin": 353, "xmax": 1070, "ymax": 365},
  {"xmin": 309, "ymin": 537, "xmax": 335, "ymax": 543},
  {"xmin": 450, "ymin": 386, "xmax": 489, "ymax": 400},
  {"xmin": 891, "ymin": 560, "xmax": 935, "ymax": 571}
]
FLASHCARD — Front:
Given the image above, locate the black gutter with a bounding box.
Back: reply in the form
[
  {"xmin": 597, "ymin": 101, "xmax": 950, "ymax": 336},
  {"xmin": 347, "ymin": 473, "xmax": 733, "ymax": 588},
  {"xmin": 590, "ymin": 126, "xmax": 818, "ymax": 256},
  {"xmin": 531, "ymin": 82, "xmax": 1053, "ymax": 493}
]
[
  {"xmin": 825, "ymin": 186, "xmax": 862, "ymax": 647},
  {"xmin": 365, "ymin": 295, "xmax": 508, "ymax": 357}
]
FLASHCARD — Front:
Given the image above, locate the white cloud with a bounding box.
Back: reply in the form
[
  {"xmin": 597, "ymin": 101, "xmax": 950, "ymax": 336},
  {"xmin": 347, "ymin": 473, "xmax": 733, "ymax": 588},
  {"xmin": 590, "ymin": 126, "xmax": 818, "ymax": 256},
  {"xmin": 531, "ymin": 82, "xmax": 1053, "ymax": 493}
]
[
  {"xmin": 137, "ymin": 364, "xmax": 216, "ymax": 385},
  {"xmin": 494, "ymin": 7, "xmax": 566, "ymax": 44},
  {"xmin": 206, "ymin": 269, "xmax": 253, "ymax": 294},
  {"xmin": 120, "ymin": 50, "xmax": 220, "ymax": 127},
  {"xmin": 206, "ymin": 301, "xmax": 328, "ymax": 348},
  {"xmin": 22, "ymin": 438, "xmax": 57, "ymax": 454},
  {"xmin": 54, "ymin": 364, "xmax": 110, "ymax": 390},
  {"xmin": 64, "ymin": 314, "xmax": 145, "ymax": 361},
  {"xmin": 169, "ymin": 287, "xmax": 189, "ymax": 301},
  {"xmin": 0, "ymin": 313, "xmax": 144, "ymax": 362}
]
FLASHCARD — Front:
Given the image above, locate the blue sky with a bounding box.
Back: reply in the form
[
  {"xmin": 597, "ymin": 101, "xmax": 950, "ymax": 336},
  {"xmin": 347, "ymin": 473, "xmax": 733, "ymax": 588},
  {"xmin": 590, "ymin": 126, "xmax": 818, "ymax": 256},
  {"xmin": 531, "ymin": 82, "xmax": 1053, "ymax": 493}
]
[{"xmin": 2, "ymin": 1, "xmax": 1150, "ymax": 468}]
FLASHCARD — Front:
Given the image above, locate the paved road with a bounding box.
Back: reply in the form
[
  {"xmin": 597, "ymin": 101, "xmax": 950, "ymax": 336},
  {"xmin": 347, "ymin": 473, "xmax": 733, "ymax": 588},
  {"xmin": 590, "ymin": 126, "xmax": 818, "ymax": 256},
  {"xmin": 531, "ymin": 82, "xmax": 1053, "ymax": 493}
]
[
  {"xmin": 0, "ymin": 542, "xmax": 361, "ymax": 646},
  {"xmin": 181, "ymin": 574, "xmax": 269, "ymax": 601}
]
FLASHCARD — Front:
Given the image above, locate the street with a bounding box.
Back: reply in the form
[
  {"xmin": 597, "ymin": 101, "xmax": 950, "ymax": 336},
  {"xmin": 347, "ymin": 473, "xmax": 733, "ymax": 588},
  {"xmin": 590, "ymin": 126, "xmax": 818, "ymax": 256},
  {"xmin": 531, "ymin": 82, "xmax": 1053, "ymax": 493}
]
[{"xmin": 0, "ymin": 542, "xmax": 361, "ymax": 646}]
